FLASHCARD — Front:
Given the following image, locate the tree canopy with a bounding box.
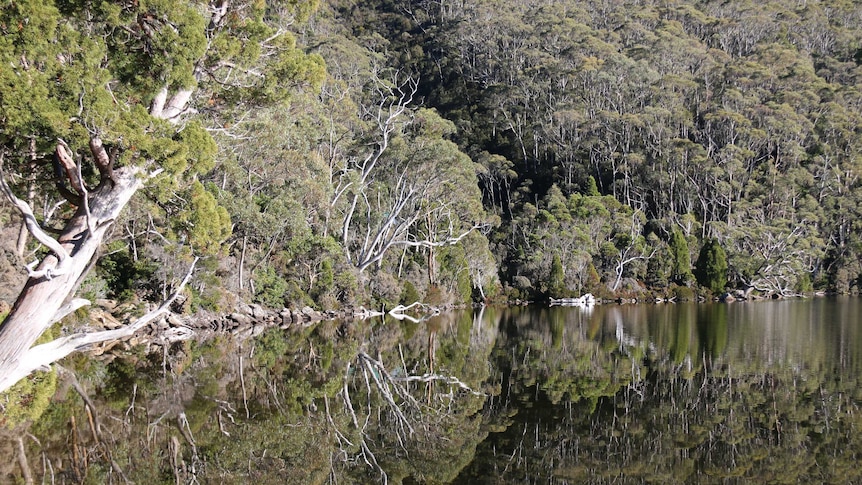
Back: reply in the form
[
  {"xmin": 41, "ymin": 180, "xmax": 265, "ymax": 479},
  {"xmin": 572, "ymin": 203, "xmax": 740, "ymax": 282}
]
[{"xmin": 325, "ymin": 0, "xmax": 862, "ymax": 299}]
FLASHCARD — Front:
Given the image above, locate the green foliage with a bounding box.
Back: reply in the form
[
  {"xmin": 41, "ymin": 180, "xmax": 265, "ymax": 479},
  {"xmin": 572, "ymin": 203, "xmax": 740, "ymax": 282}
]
[
  {"xmin": 175, "ymin": 121, "xmax": 218, "ymax": 175},
  {"xmin": 253, "ymin": 327, "xmax": 290, "ymax": 369},
  {"xmin": 584, "ymin": 176, "xmax": 600, "ymax": 197},
  {"xmin": 585, "ymin": 262, "xmax": 603, "ymax": 296},
  {"xmin": 503, "ymin": 188, "xmax": 646, "ymax": 298},
  {"xmin": 0, "ymin": 0, "xmax": 333, "ymax": 337},
  {"xmin": 669, "ymin": 230, "xmax": 694, "ymax": 286},
  {"xmin": 253, "ymin": 265, "xmax": 289, "ymax": 309},
  {"xmin": 312, "ymin": 258, "xmax": 335, "ymax": 300},
  {"xmin": 187, "ymin": 264, "xmax": 231, "ymax": 312},
  {"xmin": 325, "ymin": 0, "xmax": 862, "ymax": 298},
  {"xmin": 94, "ymin": 242, "xmax": 158, "ymax": 302},
  {"xmin": 4, "ymin": 0, "xmax": 860, "ymax": 326},
  {"xmin": 549, "ymin": 253, "xmax": 566, "ymax": 298},
  {"xmin": 0, "ymin": 369, "xmax": 57, "ymax": 429},
  {"xmin": 695, "ymin": 239, "xmax": 729, "ymax": 294},
  {"xmin": 100, "ymin": 358, "xmax": 137, "ymax": 408},
  {"xmin": 646, "ymin": 240, "xmax": 671, "ymax": 290},
  {"xmin": 400, "ymin": 280, "xmax": 421, "ymax": 305},
  {"xmin": 440, "ymin": 244, "xmax": 473, "ymax": 303},
  {"xmin": 795, "ymin": 272, "xmax": 813, "ymax": 294},
  {"xmin": 173, "ymin": 181, "xmax": 232, "ymax": 256},
  {"xmin": 0, "ymin": 325, "xmax": 60, "ymax": 428},
  {"xmin": 284, "ymin": 280, "xmax": 315, "ymax": 308},
  {"xmin": 672, "ymin": 285, "xmax": 696, "ymax": 301}
]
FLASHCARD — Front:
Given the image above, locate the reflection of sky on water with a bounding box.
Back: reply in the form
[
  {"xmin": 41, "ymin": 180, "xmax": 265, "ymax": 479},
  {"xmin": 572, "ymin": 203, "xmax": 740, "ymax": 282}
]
[{"xmin": 572, "ymin": 297, "xmax": 862, "ymax": 378}]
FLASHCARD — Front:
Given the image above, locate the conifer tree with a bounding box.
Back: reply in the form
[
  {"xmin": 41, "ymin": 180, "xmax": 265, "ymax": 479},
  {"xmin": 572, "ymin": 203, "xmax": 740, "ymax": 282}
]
[
  {"xmin": 549, "ymin": 253, "xmax": 566, "ymax": 297},
  {"xmin": 695, "ymin": 239, "xmax": 728, "ymax": 294},
  {"xmin": 669, "ymin": 230, "xmax": 694, "ymax": 285}
]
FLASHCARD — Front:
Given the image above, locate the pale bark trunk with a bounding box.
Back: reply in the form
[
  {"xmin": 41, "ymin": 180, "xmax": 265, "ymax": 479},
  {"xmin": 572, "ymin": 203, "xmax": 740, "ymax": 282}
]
[
  {"xmin": 239, "ymin": 235, "xmax": 247, "ymax": 292},
  {"xmin": 15, "ymin": 139, "xmax": 38, "ymax": 257},
  {"xmin": 0, "ymin": 167, "xmax": 142, "ymax": 392},
  {"xmin": 0, "ymin": 258, "xmax": 192, "ymax": 393},
  {"xmin": 0, "ymin": 77, "xmax": 191, "ymax": 393}
]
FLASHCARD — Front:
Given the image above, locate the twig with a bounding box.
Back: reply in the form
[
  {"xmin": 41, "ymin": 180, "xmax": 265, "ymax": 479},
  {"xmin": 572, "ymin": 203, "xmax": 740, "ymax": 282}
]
[
  {"xmin": 358, "ymin": 352, "xmax": 415, "ymax": 436},
  {"xmin": 239, "ymin": 353, "xmax": 249, "ymax": 419},
  {"xmin": 324, "ymin": 395, "xmax": 355, "ymax": 448},
  {"xmin": 360, "ymin": 439, "xmax": 387, "ymax": 485},
  {"xmin": 60, "ymin": 366, "xmax": 132, "ymax": 483},
  {"xmin": 342, "ymin": 362, "xmax": 359, "ymax": 428},
  {"xmin": 177, "ymin": 412, "xmax": 197, "ymax": 453},
  {"xmin": 392, "ymin": 373, "xmax": 484, "ymax": 395}
]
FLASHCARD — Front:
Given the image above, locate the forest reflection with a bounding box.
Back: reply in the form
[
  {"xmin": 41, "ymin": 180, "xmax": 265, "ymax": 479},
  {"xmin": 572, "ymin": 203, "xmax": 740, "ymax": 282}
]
[
  {"xmin": 4, "ymin": 299, "xmax": 862, "ymax": 484},
  {"xmin": 457, "ymin": 299, "xmax": 862, "ymax": 484}
]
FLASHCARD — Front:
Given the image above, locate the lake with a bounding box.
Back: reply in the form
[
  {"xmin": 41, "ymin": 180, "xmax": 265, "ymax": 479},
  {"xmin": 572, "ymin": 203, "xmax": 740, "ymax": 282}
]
[{"xmin": 3, "ymin": 297, "xmax": 862, "ymax": 484}]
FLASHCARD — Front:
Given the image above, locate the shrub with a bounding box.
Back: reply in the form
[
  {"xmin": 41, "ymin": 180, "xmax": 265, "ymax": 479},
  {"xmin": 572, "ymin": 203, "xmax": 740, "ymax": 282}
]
[
  {"xmin": 400, "ymin": 280, "xmax": 421, "ymax": 304},
  {"xmin": 253, "ymin": 265, "xmax": 289, "ymax": 308},
  {"xmin": 672, "ymin": 285, "xmax": 695, "ymax": 301}
]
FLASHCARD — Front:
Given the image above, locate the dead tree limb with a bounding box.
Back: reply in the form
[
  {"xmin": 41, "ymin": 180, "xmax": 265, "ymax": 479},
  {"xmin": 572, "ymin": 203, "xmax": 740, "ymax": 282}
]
[
  {"xmin": 0, "ymin": 258, "xmax": 197, "ymax": 392},
  {"xmin": 0, "ymin": 159, "xmax": 71, "ymax": 279},
  {"xmin": 15, "ymin": 436, "xmax": 34, "ymax": 485}
]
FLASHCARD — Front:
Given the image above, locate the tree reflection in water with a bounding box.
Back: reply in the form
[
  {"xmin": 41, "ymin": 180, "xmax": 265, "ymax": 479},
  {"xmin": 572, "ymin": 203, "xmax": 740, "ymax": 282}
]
[
  {"xmin": 457, "ymin": 299, "xmax": 862, "ymax": 484},
  {"xmin": 4, "ymin": 299, "xmax": 862, "ymax": 484},
  {"xmin": 1, "ymin": 308, "xmax": 500, "ymax": 484}
]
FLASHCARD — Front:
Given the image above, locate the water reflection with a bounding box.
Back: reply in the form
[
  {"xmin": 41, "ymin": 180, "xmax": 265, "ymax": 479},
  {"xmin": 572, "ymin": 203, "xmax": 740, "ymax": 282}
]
[
  {"xmin": 1, "ymin": 310, "xmax": 501, "ymax": 484},
  {"xmin": 456, "ymin": 298, "xmax": 862, "ymax": 484},
  {"xmin": 5, "ymin": 299, "xmax": 862, "ymax": 483}
]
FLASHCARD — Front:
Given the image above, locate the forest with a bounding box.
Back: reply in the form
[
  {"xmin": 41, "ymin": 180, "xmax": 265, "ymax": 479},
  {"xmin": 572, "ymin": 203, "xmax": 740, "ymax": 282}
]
[
  {"xmin": 0, "ymin": 0, "xmax": 861, "ymax": 379},
  {"xmin": 2, "ymin": 1, "xmax": 862, "ymax": 481}
]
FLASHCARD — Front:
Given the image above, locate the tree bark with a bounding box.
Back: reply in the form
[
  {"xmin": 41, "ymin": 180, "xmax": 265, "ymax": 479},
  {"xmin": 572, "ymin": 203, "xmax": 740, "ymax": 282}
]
[{"xmin": 0, "ymin": 166, "xmax": 142, "ymax": 393}]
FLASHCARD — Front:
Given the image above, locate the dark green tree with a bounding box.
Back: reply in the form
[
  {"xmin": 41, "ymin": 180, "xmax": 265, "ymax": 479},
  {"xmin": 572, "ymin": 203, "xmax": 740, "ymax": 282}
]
[
  {"xmin": 549, "ymin": 253, "xmax": 566, "ymax": 298},
  {"xmin": 695, "ymin": 239, "xmax": 728, "ymax": 294},
  {"xmin": 669, "ymin": 230, "xmax": 694, "ymax": 285}
]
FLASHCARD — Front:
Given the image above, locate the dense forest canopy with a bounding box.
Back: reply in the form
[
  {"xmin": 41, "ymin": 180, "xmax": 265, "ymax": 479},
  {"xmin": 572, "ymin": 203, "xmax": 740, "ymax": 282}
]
[
  {"xmin": 1, "ymin": 0, "xmax": 862, "ymax": 324},
  {"xmin": 328, "ymin": 0, "xmax": 862, "ymax": 300}
]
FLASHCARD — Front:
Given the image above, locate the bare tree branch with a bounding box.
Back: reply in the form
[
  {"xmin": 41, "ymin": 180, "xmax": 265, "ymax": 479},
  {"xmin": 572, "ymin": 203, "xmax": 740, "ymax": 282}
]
[
  {"xmin": 89, "ymin": 137, "xmax": 116, "ymax": 185},
  {"xmin": 0, "ymin": 157, "xmax": 71, "ymax": 279},
  {"xmin": 0, "ymin": 258, "xmax": 198, "ymax": 392},
  {"xmin": 55, "ymin": 140, "xmax": 86, "ymax": 196}
]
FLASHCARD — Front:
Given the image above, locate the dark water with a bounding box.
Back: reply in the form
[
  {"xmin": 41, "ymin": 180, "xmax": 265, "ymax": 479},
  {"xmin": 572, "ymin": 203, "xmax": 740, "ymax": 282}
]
[{"xmin": 4, "ymin": 298, "xmax": 862, "ymax": 484}]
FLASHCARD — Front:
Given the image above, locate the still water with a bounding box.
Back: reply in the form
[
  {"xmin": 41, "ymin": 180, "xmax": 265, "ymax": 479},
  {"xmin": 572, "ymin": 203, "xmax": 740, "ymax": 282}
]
[{"xmin": 4, "ymin": 298, "xmax": 862, "ymax": 484}]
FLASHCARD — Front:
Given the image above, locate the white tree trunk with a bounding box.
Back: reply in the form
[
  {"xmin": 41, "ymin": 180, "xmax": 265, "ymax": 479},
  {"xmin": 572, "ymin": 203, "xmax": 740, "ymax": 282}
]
[{"xmin": 0, "ymin": 167, "xmax": 142, "ymax": 393}]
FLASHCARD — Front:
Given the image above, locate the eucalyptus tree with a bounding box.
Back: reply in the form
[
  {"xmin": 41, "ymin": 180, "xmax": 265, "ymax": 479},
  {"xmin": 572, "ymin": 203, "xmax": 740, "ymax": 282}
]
[
  {"xmin": 330, "ymin": 75, "xmax": 487, "ymax": 274},
  {"xmin": 0, "ymin": 0, "xmax": 324, "ymax": 393},
  {"xmin": 306, "ymin": 0, "xmax": 862, "ymax": 297}
]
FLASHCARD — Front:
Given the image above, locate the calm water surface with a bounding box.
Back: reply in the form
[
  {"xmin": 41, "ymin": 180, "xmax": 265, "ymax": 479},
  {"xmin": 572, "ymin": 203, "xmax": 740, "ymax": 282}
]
[{"xmin": 4, "ymin": 298, "xmax": 862, "ymax": 484}]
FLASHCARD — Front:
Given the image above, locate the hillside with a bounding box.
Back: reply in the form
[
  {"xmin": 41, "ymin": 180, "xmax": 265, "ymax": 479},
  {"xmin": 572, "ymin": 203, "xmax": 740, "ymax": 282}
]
[
  {"xmin": 327, "ymin": 0, "xmax": 862, "ymax": 299},
  {"xmin": 1, "ymin": 0, "xmax": 861, "ymax": 321}
]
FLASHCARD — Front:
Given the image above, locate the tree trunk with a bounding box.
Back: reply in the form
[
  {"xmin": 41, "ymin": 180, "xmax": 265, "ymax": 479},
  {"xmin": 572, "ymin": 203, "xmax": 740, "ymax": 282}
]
[{"xmin": 0, "ymin": 167, "xmax": 142, "ymax": 392}]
